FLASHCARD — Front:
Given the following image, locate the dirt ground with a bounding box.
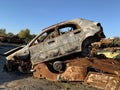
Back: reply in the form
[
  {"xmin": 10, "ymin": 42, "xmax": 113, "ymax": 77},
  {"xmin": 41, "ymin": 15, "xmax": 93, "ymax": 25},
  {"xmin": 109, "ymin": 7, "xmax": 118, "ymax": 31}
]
[{"xmin": 0, "ymin": 43, "xmax": 99, "ymax": 90}]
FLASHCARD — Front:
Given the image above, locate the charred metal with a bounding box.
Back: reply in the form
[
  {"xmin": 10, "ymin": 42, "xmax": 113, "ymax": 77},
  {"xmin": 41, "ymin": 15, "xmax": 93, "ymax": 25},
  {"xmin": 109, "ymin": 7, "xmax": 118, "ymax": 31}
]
[{"xmin": 4, "ymin": 18, "xmax": 120, "ymax": 90}]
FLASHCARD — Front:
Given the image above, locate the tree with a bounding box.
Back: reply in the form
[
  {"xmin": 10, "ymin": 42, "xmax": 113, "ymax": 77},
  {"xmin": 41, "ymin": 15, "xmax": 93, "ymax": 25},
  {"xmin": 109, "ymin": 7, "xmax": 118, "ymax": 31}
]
[
  {"xmin": 7, "ymin": 32, "xmax": 14, "ymax": 37},
  {"xmin": 18, "ymin": 29, "xmax": 30, "ymax": 39},
  {"xmin": 0, "ymin": 29, "xmax": 6, "ymax": 36},
  {"xmin": 114, "ymin": 37, "xmax": 120, "ymax": 46},
  {"xmin": 18, "ymin": 29, "xmax": 31, "ymax": 42}
]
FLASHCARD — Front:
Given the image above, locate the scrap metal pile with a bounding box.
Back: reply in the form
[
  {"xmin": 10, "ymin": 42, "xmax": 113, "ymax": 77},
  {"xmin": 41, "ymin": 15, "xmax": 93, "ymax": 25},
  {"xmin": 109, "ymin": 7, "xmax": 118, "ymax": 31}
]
[
  {"xmin": 4, "ymin": 18, "xmax": 120, "ymax": 90},
  {"xmin": 0, "ymin": 36, "xmax": 26, "ymax": 44}
]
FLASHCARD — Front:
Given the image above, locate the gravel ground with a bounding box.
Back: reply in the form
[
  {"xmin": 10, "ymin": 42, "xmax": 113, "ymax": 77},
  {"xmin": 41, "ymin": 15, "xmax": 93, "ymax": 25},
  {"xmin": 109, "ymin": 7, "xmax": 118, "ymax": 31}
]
[{"xmin": 0, "ymin": 43, "xmax": 99, "ymax": 90}]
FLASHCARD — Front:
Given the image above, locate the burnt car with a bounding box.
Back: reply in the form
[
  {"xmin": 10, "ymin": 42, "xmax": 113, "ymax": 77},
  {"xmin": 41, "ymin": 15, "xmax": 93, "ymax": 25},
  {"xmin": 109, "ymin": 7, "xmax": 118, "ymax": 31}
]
[{"xmin": 4, "ymin": 18, "xmax": 105, "ymax": 72}]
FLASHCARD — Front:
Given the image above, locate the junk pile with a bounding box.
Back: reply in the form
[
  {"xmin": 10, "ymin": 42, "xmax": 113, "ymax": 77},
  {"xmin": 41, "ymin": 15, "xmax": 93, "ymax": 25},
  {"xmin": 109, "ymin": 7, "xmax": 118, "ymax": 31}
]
[{"xmin": 4, "ymin": 18, "xmax": 120, "ymax": 90}]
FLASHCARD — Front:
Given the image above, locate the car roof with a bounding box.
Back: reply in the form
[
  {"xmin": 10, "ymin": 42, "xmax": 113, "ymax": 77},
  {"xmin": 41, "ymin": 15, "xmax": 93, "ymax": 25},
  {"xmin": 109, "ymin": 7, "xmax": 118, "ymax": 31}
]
[{"xmin": 42, "ymin": 18, "xmax": 99, "ymax": 32}]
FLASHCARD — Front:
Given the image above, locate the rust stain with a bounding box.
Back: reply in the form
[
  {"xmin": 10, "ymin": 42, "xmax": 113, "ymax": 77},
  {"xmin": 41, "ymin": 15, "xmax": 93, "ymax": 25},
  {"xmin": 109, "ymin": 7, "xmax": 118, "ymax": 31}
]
[
  {"xmin": 58, "ymin": 66, "xmax": 87, "ymax": 81},
  {"xmin": 84, "ymin": 72, "xmax": 120, "ymax": 90}
]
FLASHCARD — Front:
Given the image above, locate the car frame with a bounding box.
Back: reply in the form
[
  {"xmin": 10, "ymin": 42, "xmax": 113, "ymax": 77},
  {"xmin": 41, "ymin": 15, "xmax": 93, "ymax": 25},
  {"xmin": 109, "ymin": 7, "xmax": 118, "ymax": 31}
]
[{"xmin": 5, "ymin": 18, "xmax": 105, "ymax": 72}]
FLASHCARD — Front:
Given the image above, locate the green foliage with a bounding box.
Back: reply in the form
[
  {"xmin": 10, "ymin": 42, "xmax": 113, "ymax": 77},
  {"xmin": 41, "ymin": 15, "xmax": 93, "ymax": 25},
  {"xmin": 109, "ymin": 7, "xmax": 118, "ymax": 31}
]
[
  {"xmin": 17, "ymin": 29, "xmax": 36, "ymax": 43},
  {"xmin": 0, "ymin": 29, "xmax": 6, "ymax": 36},
  {"xmin": 114, "ymin": 37, "xmax": 120, "ymax": 46},
  {"xmin": 0, "ymin": 28, "xmax": 36, "ymax": 44},
  {"xmin": 7, "ymin": 32, "xmax": 14, "ymax": 37},
  {"xmin": 18, "ymin": 29, "xmax": 30, "ymax": 39}
]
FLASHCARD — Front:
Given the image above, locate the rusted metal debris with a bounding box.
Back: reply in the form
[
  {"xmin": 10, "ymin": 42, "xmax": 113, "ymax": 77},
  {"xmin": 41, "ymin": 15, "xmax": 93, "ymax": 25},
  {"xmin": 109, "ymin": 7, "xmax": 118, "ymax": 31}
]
[
  {"xmin": 84, "ymin": 72, "xmax": 120, "ymax": 90},
  {"xmin": 0, "ymin": 36, "xmax": 26, "ymax": 44},
  {"xmin": 91, "ymin": 38, "xmax": 120, "ymax": 61},
  {"xmin": 4, "ymin": 18, "xmax": 120, "ymax": 90},
  {"xmin": 33, "ymin": 57, "xmax": 120, "ymax": 80},
  {"xmin": 33, "ymin": 58, "xmax": 120, "ymax": 89}
]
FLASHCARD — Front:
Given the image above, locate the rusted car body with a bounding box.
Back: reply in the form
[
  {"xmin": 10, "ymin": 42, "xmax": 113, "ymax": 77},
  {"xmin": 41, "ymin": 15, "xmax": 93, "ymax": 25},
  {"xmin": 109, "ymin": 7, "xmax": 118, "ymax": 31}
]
[
  {"xmin": 5, "ymin": 18, "xmax": 120, "ymax": 90},
  {"xmin": 5, "ymin": 18, "xmax": 105, "ymax": 72},
  {"xmin": 33, "ymin": 57, "xmax": 120, "ymax": 90}
]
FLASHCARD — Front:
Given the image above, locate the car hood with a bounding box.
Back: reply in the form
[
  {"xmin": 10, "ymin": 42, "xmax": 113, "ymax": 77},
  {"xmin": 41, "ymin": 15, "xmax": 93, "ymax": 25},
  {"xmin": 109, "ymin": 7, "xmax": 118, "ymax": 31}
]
[{"xmin": 4, "ymin": 45, "xmax": 25, "ymax": 56}]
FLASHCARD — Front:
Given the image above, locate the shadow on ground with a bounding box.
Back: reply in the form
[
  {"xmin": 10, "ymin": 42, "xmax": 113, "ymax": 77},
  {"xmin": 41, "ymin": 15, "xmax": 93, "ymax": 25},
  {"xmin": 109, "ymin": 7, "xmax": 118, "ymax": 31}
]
[{"xmin": 0, "ymin": 44, "xmax": 31, "ymax": 85}]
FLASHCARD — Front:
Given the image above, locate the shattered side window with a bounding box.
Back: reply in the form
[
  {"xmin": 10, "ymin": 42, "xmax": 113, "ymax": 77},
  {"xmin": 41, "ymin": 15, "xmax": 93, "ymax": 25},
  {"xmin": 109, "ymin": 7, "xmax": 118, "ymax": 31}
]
[
  {"xmin": 36, "ymin": 29, "xmax": 55, "ymax": 43},
  {"xmin": 38, "ymin": 33, "xmax": 47, "ymax": 42},
  {"xmin": 33, "ymin": 33, "xmax": 47, "ymax": 45},
  {"xmin": 44, "ymin": 30, "xmax": 55, "ymax": 41},
  {"xmin": 58, "ymin": 24, "xmax": 77, "ymax": 35}
]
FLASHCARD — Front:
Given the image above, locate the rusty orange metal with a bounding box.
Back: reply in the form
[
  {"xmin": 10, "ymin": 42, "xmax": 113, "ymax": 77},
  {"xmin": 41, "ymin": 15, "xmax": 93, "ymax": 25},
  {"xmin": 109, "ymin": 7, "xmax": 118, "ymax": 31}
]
[
  {"xmin": 58, "ymin": 65, "xmax": 87, "ymax": 81},
  {"xmin": 33, "ymin": 57, "xmax": 120, "ymax": 82},
  {"xmin": 33, "ymin": 63, "xmax": 58, "ymax": 81},
  {"xmin": 84, "ymin": 72, "xmax": 120, "ymax": 90},
  {"xmin": 33, "ymin": 59, "xmax": 87, "ymax": 81}
]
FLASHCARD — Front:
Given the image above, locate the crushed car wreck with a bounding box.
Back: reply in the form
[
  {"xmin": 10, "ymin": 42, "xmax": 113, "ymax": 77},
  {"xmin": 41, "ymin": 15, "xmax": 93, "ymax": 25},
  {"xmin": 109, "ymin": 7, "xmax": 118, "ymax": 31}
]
[
  {"xmin": 4, "ymin": 18, "xmax": 120, "ymax": 90},
  {"xmin": 4, "ymin": 18, "xmax": 105, "ymax": 72}
]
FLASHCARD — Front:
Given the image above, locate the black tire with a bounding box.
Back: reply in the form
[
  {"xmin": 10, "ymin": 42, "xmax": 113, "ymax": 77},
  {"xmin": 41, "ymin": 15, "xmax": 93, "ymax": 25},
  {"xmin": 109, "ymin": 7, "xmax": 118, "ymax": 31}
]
[{"xmin": 53, "ymin": 61, "xmax": 65, "ymax": 72}]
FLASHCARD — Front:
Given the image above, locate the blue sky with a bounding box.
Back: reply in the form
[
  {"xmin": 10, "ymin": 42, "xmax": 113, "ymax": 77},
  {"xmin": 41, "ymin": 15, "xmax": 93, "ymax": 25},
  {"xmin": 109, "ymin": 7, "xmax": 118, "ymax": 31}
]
[{"xmin": 0, "ymin": 0, "xmax": 119, "ymax": 37}]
